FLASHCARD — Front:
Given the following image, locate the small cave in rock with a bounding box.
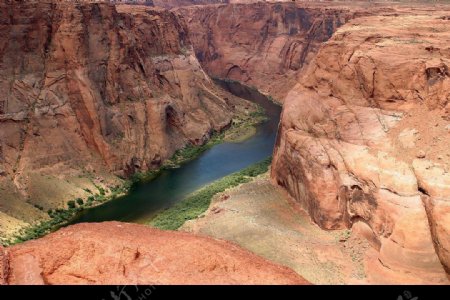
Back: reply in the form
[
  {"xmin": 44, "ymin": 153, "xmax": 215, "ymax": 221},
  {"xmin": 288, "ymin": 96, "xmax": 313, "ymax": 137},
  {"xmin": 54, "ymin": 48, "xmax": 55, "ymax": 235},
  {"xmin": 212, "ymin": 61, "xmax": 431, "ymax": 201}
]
[{"xmin": 165, "ymin": 105, "xmax": 183, "ymax": 129}]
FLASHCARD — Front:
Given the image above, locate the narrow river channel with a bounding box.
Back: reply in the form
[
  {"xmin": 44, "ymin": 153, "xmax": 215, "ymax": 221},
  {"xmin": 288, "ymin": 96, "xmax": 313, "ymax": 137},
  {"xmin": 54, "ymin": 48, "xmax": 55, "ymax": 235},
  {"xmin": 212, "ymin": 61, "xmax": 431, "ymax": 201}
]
[{"xmin": 68, "ymin": 80, "xmax": 281, "ymax": 225}]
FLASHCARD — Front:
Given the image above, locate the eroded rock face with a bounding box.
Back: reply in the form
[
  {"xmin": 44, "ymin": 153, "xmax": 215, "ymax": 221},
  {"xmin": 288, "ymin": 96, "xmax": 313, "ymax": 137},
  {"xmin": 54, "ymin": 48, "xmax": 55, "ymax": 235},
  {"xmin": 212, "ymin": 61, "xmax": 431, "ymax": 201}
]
[
  {"xmin": 2, "ymin": 222, "xmax": 308, "ymax": 285},
  {"xmin": 177, "ymin": 2, "xmax": 358, "ymax": 101},
  {"xmin": 0, "ymin": 1, "xmax": 251, "ymax": 235},
  {"xmin": 271, "ymin": 13, "xmax": 450, "ymax": 283}
]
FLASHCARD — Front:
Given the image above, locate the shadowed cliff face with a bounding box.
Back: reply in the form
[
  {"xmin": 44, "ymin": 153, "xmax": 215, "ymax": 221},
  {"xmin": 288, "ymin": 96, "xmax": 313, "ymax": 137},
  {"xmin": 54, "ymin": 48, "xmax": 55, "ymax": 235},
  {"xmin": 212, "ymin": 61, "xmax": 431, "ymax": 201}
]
[
  {"xmin": 271, "ymin": 12, "xmax": 450, "ymax": 283},
  {"xmin": 176, "ymin": 3, "xmax": 358, "ymax": 101},
  {"xmin": 0, "ymin": 1, "xmax": 253, "ymax": 236}
]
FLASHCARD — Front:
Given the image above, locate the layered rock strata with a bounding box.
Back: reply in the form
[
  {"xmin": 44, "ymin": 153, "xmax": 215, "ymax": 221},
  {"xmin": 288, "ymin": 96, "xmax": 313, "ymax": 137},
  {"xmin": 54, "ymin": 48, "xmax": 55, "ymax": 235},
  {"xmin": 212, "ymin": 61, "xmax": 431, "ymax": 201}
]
[
  {"xmin": 177, "ymin": 2, "xmax": 369, "ymax": 101},
  {"xmin": 272, "ymin": 13, "xmax": 450, "ymax": 284},
  {"xmin": 0, "ymin": 1, "xmax": 253, "ymax": 237}
]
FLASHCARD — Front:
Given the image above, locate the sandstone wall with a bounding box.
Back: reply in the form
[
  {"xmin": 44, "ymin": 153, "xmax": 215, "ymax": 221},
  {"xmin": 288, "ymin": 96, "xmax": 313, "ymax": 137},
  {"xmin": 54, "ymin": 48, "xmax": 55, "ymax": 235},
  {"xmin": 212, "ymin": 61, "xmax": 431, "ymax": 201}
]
[
  {"xmin": 271, "ymin": 12, "xmax": 450, "ymax": 283},
  {"xmin": 0, "ymin": 1, "xmax": 250, "ymax": 234},
  {"xmin": 177, "ymin": 2, "xmax": 358, "ymax": 101}
]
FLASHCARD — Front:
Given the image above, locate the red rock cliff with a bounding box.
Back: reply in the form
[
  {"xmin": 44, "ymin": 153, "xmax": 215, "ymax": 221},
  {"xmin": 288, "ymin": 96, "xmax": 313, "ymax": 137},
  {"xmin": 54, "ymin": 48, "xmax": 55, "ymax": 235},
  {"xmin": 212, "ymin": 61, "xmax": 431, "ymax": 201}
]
[
  {"xmin": 272, "ymin": 12, "xmax": 450, "ymax": 283},
  {"xmin": 0, "ymin": 1, "xmax": 252, "ymax": 234},
  {"xmin": 1, "ymin": 222, "xmax": 309, "ymax": 285},
  {"xmin": 177, "ymin": 2, "xmax": 361, "ymax": 101}
]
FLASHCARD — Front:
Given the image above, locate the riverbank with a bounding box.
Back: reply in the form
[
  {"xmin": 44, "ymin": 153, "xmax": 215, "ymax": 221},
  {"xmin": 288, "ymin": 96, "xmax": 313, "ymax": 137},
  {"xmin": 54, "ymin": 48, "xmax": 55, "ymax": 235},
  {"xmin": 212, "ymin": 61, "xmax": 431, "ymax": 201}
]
[
  {"xmin": 2, "ymin": 101, "xmax": 268, "ymax": 246},
  {"xmin": 149, "ymin": 157, "xmax": 271, "ymax": 230},
  {"xmin": 2, "ymin": 183, "xmax": 129, "ymax": 246},
  {"xmin": 180, "ymin": 173, "xmax": 372, "ymax": 284},
  {"xmin": 160, "ymin": 105, "xmax": 267, "ymax": 170}
]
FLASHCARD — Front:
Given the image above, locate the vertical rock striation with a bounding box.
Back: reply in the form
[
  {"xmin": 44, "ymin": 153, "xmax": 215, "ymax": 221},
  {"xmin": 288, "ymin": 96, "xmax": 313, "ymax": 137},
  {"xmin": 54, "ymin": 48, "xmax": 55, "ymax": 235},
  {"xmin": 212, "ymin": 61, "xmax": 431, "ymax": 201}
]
[{"xmin": 0, "ymin": 1, "xmax": 252, "ymax": 235}]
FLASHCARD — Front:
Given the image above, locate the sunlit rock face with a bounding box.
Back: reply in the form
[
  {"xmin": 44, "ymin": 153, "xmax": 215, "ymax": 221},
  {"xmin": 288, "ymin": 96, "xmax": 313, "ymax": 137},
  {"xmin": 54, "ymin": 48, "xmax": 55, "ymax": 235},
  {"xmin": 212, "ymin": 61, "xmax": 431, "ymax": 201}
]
[
  {"xmin": 272, "ymin": 13, "xmax": 450, "ymax": 284},
  {"xmin": 0, "ymin": 222, "xmax": 309, "ymax": 285}
]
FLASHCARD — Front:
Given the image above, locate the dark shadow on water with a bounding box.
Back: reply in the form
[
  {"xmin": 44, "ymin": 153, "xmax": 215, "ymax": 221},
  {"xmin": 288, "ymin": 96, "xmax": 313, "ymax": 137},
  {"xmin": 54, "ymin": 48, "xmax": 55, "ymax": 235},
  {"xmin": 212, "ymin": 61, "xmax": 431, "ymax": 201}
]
[{"xmin": 68, "ymin": 80, "xmax": 282, "ymax": 225}]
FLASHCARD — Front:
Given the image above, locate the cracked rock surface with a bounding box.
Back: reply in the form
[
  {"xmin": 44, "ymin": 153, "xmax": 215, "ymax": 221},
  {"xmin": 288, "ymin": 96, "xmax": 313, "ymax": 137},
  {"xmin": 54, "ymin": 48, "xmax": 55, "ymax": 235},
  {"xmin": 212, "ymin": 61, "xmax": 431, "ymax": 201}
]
[
  {"xmin": 271, "ymin": 13, "xmax": 450, "ymax": 284},
  {"xmin": 0, "ymin": 222, "xmax": 308, "ymax": 285},
  {"xmin": 0, "ymin": 1, "xmax": 254, "ymax": 237}
]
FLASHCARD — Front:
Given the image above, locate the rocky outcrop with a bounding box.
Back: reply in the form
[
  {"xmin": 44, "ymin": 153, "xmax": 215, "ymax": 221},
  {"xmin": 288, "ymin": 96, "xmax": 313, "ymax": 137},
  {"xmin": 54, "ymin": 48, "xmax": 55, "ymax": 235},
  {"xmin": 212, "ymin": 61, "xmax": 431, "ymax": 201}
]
[
  {"xmin": 0, "ymin": 1, "xmax": 254, "ymax": 235},
  {"xmin": 112, "ymin": 0, "xmax": 229, "ymax": 7},
  {"xmin": 272, "ymin": 13, "xmax": 450, "ymax": 284},
  {"xmin": 177, "ymin": 2, "xmax": 364, "ymax": 101},
  {"xmin": 2, "ymin": 222, "xmax": 308, "ymax": 284}
]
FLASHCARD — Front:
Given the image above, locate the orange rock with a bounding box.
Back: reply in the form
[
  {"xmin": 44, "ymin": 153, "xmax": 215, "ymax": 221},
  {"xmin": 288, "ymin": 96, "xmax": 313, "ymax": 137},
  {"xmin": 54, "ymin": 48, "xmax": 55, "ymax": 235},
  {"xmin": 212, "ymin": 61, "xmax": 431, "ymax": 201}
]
[
  {"xmin": 0, "ymin": 246, "xmax": 8, "ymax": 285},
  {"xmin": 4, "ymin": 222, "xmax": 309, "ymax": 285}
]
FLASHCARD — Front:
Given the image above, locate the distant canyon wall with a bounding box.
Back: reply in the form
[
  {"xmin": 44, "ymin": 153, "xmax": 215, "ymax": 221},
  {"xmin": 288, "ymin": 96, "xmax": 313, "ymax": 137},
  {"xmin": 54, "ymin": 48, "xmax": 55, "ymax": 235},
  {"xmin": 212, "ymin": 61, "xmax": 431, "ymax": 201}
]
[{"xmin": 176, "ymin": 2, "xmax": 359, "ymax": 101}]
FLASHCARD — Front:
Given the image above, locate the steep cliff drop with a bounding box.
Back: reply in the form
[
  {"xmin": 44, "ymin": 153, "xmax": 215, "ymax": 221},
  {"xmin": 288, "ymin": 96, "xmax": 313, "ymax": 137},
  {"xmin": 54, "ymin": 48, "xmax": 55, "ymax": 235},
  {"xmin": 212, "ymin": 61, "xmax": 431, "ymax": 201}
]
[
  {"xmin": 272, "ymin": 13, "xmax": 450, "ymax": 284},
  {"xmin": 0, "ymin": 1, "xmax": 255, "ymax": 239}
]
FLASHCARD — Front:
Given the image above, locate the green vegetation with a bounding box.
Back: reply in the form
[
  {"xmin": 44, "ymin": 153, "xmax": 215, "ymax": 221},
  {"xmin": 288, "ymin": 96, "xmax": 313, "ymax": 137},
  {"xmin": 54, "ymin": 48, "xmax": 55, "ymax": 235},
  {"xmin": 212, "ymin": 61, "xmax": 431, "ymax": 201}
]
[
  {"xmin": 133, "ymin": 103, "xmax": 267, "ymax": 175},
  {"xmin": 163, "ymin": 135, "xmax": 223, "ymax": 168},
  {"xmin": 5, "ymin": 95, "xmax": 270, "ymax": 246},
  {"xmin": 149, "ymin": 157, "xmax": 272, "ymax": 231},
  {"xmin": 5, "ymin": 184, "xmax": 128, "ymax": 246},
  {"xmin": 225, "ymin": 105, "xmax": 267, "ymax": 143}
]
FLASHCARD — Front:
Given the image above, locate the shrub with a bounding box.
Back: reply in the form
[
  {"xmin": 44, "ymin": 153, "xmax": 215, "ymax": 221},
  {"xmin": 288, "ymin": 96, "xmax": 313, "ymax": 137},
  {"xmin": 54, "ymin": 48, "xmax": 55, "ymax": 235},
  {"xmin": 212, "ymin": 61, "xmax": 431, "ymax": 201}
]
[
  {"xmin": 98, "ymin": 187, "xmax": 105, "ymax": 196},
  {"xmin": 76, "ymin": 198, "xmax": 84, "ymax": 206},
  {"xmin": 67, "ymin": 200, "xmax": 76, "ymax": 209},
  {"xmin": 150, "ymin": 157, "xmax": 271, "ymax": 230}
]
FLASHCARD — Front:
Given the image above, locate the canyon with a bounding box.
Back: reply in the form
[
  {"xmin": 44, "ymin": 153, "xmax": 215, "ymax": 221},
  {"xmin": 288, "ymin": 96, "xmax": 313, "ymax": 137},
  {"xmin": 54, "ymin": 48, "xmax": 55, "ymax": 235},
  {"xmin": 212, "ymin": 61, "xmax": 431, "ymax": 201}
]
[
  {"xmin": 0, "ymin": 0, "xmax": 450, "ymax": 285},
  {"xmin": 0, "ymin": 1, "xmax": 258, "ymax": 239},
  {"xmin": 177, "ymin": 2, "xmax": 358, "ymax": 101}
]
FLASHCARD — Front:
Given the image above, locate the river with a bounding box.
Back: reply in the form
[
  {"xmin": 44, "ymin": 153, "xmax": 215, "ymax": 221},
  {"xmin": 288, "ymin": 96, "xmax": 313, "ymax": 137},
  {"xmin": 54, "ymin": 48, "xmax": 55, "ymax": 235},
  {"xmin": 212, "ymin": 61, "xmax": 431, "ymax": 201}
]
[{"xmin": 68, "ymin": 80, "xmax": 281, "ymax": 225}]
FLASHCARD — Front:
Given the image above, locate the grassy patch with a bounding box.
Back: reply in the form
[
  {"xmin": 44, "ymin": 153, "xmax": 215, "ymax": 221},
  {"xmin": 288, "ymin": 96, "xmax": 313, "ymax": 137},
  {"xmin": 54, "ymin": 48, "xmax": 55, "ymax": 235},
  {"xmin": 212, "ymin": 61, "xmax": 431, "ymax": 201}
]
[
  {"xmin": 149, "ymin": 157, "xmax": 272, "ymax": 231},
  {"xmin": 4, "ymin": 93, "xmax": 270, "ymax": 246},
  {"xmin": 162, "ymin": 133, "xmax": 224, "ymax": 169},
  {"xmin": 4, "ymin": 184, "xmax": 128, "ymax": 246}
]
